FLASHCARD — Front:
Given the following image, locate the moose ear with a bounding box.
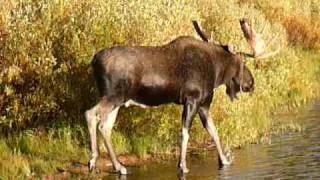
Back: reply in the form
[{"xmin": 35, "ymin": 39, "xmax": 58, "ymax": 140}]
[
  {"xmin": 227, "ymin": 44, "xmax": 237, "ymax": 54},
  {"xmin": 221, "ymin": 45, "xmax": 230, "ymax": 52},
  {"xmin": 221, "ymin": 44, "xmax": 236, "ymax": 54}
]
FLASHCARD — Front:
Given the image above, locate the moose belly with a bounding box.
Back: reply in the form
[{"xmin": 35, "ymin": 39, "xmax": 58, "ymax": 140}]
[{"xmin": 132, "ymin": 74, "xmax": 179, "ymax": 106}]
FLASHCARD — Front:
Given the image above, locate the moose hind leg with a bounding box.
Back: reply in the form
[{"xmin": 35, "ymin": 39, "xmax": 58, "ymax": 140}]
[
  {"xmin": 98, "ymin": 105, "xmax": 127, "ymax": 174},
  {"xmin": 86, "ymin": 105, "xmax": 100, "ymax": 171},
  {"xmin": 198, "ymin": 107, "xmax": 231, "ymax": 167},
  {"xmin": 178, "ymin": 100, "xmax": 198, "ymax": 173}
]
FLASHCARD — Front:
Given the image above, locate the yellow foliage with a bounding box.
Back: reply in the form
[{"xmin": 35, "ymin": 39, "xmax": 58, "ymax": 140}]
[{"xmin": 0, "ymin": 0, "xmax": 319, "ymax": 153}]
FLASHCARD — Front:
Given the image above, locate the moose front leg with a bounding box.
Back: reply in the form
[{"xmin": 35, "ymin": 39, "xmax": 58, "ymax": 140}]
[
  {"xmin": 178, "ymin": 100, "xmax": 199, "ymax": 173},
  {"xmin": 198, "ymin": 106, "xmax": 231, "ymax": 167}
]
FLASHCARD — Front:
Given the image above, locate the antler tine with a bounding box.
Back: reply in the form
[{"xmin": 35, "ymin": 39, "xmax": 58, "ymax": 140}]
[
  {"xmin": 255, "ymin": 26, "xmax": 282, "ymax": 59},
  {"xmin": 210, "ymin": 31, "xmax": 214, "ymax": 42},
  {"xmin": 192, "ymin": 20, "xmax": 210, "ymax": 42},
  {"xmin": 260, "ymin": 21, "xmax": 268, "ymax": 37},
  {"xmin": 265, "ymin": 32, "xmax": 279, "ymax": 49},
  {"xmin": 256, "ymin": 43, "xmax": 281, "ymax": 59}
]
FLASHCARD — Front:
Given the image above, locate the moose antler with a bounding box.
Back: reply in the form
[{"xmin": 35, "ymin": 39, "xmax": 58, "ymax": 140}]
[
  {"xmin": 192, "ymin": 20, "xmax": 235, "ymax": 53},
  {"xmin": 192, "ymin": 20, "xmax": 210, "ymax": 42},
  {"xmin": 239, "ymin": 18, "xmax": 281, "ymax": 59}
]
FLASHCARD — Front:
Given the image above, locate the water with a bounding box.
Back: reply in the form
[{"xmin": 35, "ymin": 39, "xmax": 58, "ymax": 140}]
[{"xmin": 102, "ymin": 101, "xmax": 320, "ymax": 180}]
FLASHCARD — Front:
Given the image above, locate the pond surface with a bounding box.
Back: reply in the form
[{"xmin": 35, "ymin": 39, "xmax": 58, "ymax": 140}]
[{"xmin": 102, "ymin": 101, "xmax": 320, "ymax": 180}]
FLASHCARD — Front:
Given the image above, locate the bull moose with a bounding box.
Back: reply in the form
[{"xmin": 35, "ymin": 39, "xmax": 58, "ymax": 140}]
[{"xmin": 85, "ymin": 18, "xmax": 279, "ymax": 174}]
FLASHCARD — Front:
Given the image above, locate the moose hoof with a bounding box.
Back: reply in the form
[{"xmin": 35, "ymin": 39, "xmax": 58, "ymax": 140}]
[
  {"xmin": 219, "ymin": 157, "xmax": 232, "ymax": 168},
  {"xmin": 88, "ymin": 161, "xmax": 96, "ymax": 172},
  {"xmin": 116, "ymin": 166, "xmax": 128, "ymax": 175},
  {"xmin": 222, "ymin": 159, "xmax": 231, "ymax": 166},
  {"xmin": 179, "ymin": 166, "xmax": 190, "ymax": 174}
]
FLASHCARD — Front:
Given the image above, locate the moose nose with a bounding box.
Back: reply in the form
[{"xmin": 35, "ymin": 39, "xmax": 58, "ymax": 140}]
[{"xmin": 242, "ymin": 85, "xmax": 254, "ymax": 92}]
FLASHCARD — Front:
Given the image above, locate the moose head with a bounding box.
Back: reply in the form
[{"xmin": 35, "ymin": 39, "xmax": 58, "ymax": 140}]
[{"xmin": 192, "ymin": 18, "xmax": 280, "ymax": 100}]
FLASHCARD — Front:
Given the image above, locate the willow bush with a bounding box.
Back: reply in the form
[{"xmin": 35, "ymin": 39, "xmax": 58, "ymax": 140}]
[
  {"xmin": 0, "ymin": 0, "xmax": 201, "ymax": 130},
  {"xmin": 240, "ymin": 0, "xmax": 320, "ymax": 48},
  {"xmin": 0, "ymin": 1, "xmax": 319, "ymax": 176}
]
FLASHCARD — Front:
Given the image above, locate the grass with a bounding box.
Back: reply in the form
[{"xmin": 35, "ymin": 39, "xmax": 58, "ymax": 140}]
[{"xmin": 0, "ymin": 127, "xmax": 88, "ymax": 179}]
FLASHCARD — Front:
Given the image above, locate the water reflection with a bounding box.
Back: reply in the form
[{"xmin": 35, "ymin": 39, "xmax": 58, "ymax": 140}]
[
  {"xmin": 101, "ymin": 101, "xmax": 320, "ymax": 180},
  {"xmin": 219, "ymin": 100, "xmax": 320, "ymax": 179}
]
